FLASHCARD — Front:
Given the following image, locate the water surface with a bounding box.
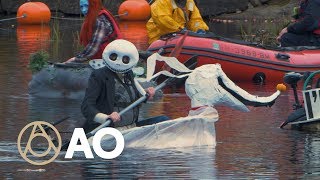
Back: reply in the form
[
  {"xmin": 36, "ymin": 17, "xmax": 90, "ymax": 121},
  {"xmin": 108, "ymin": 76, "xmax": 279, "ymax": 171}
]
[{"xmin": 0, "ymin": 18, "xmax": 319, "ymax": 179}]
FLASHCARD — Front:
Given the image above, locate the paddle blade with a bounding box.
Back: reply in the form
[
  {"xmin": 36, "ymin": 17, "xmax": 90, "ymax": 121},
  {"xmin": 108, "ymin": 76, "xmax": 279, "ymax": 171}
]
[
  {"xmin": 182, "ymin": 55, "xmax": 198, "ymax": 70},
  {"xmin": 280, "ymin": 108, "xmax": 306, "ymax": 128},
  {"xmin": 136, "ymin": 115, "xmax": 170, "ymax": 127},
  {"xmin": 162, "ymin": 30, "xmax": 189, "ymax": 70}
]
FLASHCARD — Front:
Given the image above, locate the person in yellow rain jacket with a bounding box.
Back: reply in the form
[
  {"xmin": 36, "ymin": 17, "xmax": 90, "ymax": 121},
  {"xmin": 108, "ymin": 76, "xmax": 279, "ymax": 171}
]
[{"xmin": 146, "ymin": 0, "xmax": 209, "ymax": 44}]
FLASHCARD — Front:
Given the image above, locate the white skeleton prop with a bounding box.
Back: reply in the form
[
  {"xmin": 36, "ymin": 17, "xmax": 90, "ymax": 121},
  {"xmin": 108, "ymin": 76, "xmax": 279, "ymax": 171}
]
[{"xmin": 145, "ymin": 53, "xmax": 280, "ymax": 115}]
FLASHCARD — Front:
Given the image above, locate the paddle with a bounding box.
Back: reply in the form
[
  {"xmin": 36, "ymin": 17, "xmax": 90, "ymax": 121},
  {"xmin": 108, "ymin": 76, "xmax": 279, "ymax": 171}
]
[
  {"xmin": 169, "ymin": 30, "xmax": 188, "ymax": 57},
  {"xmin": 35, "ymin": 116, "xmax": 70, "ymax": 133},
  {"xmin": 50, "ymin": 116, "xmax": 70, "ymax": 126}
]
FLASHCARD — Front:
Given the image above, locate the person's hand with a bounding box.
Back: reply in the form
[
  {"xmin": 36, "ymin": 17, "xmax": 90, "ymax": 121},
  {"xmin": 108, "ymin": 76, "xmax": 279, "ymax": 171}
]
[
  {"xmin": 108, "ymin": 112, "xmax": 121, "ymax": 122},
  {"xmin": 196, "ymin": 29, "xmax": 206, "ymax": 35},
  {"xmin": 64, "ymin": 57, "xmax": 76, "ymax": 64},
  {"xmin": 180, "ymin": 27, "xmax": 187, "ymax": 33},
  {"xmin": 276, "ymin": 27, "xmax": 288, "ymax": 42},
  {"xmin": 146, "ymin": 87, "xmax": 155, "ymax": 100}
]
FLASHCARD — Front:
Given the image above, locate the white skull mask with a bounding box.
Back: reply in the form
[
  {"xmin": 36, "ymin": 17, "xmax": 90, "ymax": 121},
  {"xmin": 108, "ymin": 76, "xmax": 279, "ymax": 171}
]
[{"xmin": 102, "ymin": 39, "xmax": 139, "ymax": 73}]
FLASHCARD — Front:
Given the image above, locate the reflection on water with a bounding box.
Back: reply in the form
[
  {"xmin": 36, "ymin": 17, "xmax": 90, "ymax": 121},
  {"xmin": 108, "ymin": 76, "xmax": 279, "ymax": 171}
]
[
  {"xmin": 119, "ymin": 21, "xmax": 149, "ymax": 50},
  {"xmin": 16, "ymin": 25, "xmax": 51, "ymax": 63},
  {"xmin": 1, "ymin": 146, "xmax": 216, "ymax": 179},
  {"xmin": 76, "ymin": 148, "xmax": 217, "ymax": 179},
  {"xmin": 0, "ymin": 19, "xmax": 320, "ymax": 179}
]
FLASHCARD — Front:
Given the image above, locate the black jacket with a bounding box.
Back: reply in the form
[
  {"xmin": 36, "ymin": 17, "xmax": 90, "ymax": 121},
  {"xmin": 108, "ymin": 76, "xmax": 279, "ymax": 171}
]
[
  {"xmin": 288, "ymin": 0, "xmax": 320, "ymax": 34},
  {"xmin": 81, "ymin": 67, "xmax": 116, "ymax": 125}
]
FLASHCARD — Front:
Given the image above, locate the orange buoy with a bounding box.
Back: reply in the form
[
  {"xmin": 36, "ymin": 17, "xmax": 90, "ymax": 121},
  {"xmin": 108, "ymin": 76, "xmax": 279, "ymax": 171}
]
[
  {"xmin": 118, "ymin": 0, "xmax": 151, "ymax": 21},
  {"xmin": 17, "ymin": 2, "xmax": 51, "ymax": 25}
]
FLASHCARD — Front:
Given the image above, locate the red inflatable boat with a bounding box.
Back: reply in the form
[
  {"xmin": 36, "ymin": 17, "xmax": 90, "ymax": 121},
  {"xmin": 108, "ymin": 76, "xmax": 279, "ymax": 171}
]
[{"xmin": 147, "ymin": 32, "xmax": 320, "ymax": 82}]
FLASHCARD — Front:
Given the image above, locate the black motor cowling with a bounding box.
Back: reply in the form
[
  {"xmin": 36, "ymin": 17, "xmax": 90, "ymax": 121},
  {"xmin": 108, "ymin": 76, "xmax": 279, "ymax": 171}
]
[{"xmin": 284, "ymin": 72, "xmax": 303, "ymax": 86}]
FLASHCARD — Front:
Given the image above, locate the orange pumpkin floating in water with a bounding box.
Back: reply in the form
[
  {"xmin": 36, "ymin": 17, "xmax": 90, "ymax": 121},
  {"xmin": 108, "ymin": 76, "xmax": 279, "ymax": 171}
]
[
  {"xmin": 276, "ymin": 83, "xmax": 287, "ymax": 92},
  {"xmin": 17, "ymin": 2, "xmax": 51, "ymax": 25}
]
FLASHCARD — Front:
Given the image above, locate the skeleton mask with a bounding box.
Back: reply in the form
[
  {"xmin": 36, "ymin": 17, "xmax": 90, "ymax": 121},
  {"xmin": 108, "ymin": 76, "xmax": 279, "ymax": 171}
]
[{"xmin": 102, "ymin": 39, "xmax": 139, "ymax": 73}]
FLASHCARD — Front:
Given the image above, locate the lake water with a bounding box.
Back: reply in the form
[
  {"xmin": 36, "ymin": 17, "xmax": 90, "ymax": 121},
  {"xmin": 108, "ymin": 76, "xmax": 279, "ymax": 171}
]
[{"xmin": 0, "ymin": 18, "xmax": 319, "ymax": 179}]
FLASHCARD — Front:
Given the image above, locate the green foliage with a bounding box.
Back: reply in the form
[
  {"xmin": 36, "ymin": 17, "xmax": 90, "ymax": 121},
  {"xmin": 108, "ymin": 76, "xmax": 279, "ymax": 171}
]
[
  {"xmin": 72, "ymin": 31, "xmax": 85, "ymax": 53},
  {"xmin": 29, "ymin": 51, "xmax": 49, "ymax": 74},
  {"xmin": 240, "ymin": 19, "xmax": 291, "ymax": 47},
  {"xmin": 52, "ymin": 19, "xmax": 61, "ymax": 41}
]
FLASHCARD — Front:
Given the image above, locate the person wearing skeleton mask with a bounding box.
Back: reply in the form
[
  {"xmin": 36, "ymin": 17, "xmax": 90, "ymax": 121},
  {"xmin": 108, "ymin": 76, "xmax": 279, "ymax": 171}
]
[
  {"xmin": 65, "ymin": 0, "xmax": 122, "ymax": 63},
  {"xmin": 81, "ymin": 40, "xmax": 155, "ymax": 133},
  {"xmin": 146, "ymin": 0, "xmax": 209, "ymax": 44}
]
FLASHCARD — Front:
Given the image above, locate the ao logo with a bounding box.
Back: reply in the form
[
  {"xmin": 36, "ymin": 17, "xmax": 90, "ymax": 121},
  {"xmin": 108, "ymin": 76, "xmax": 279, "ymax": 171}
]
[
  {"xmin": 17, "ymin": 121, "xmax": 124, "ymax": 165},
  {"xmin": 17, "ymin": 121, "xmax": 62, "ymax": 165}
]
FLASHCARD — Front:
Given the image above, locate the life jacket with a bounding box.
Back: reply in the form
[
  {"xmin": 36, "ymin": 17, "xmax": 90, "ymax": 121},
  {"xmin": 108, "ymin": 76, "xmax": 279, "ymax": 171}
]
[
  {"xmin": 92, "ymin": 9, "xmax": 123, "ymax": 59},
  {"xmin": 112, "ymin": 71, "xmax": 140, "ymax": 127}
]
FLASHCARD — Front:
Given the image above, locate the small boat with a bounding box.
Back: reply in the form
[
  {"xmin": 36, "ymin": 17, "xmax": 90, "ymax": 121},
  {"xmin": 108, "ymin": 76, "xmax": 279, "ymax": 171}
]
[
  {"xmin": 28, "ymin": 62, "xmax": 161, "ymax": 99},
  {"xmin": 28, "ymin": 63, "xmax": 91, "ymax": 99},
  {"xmin": 280, "ymin": 71, "xmax": 320, "ymax": 131},
  {"xmin": 93, "ymin": 114, "xmax": 217, "ymax": 149},
  {"xmin": 147, "ymin": 32, "xmax": 320, "ymax": 82}
]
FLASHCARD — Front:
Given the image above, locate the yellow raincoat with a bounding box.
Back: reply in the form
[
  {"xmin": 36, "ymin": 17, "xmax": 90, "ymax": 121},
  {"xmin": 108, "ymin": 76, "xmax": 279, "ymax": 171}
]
[{"xmin": 146, "ymin": 0, "xmax": 209, "ymax": 44}]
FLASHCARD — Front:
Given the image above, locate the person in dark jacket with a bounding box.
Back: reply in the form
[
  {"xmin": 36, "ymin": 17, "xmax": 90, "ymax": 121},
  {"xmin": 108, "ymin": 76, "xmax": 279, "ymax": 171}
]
[
  {"xmin": 81, "ymin": 66, "xmax": 118, "ymax": 132},
  {"xmin": 81, "ymin": 39, "xmax": 155, "ymax": 133},
  {"xmin": 277, "ymin": 0, "xmax": 320, "ymax": 47}
]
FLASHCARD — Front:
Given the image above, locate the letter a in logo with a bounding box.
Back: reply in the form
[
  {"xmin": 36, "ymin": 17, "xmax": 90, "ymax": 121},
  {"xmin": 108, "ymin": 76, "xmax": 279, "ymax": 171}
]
[{"xmin": 17, "ymin": 121, "xmax": 62, "ymax": 165}]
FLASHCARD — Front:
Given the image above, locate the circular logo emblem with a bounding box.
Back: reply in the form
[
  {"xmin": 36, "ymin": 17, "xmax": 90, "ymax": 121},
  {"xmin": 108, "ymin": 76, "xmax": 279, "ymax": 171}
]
[{"xmin": 17, "ymin": 121, "xmax": 62, "ymax": 165}]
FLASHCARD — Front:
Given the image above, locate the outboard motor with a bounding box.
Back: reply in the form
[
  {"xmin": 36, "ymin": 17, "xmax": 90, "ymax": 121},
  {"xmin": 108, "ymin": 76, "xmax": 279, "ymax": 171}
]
[
  {"xmin": 280, "ymin": 72, "xmax": 305, "ymax": 128},
  {"xmin": 283, "ymin": 72, "xmax": 303, "ymax": 110},
  {"xmin": 280, "ymin": 71, "xmax": 320, "ymax": 129}
]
